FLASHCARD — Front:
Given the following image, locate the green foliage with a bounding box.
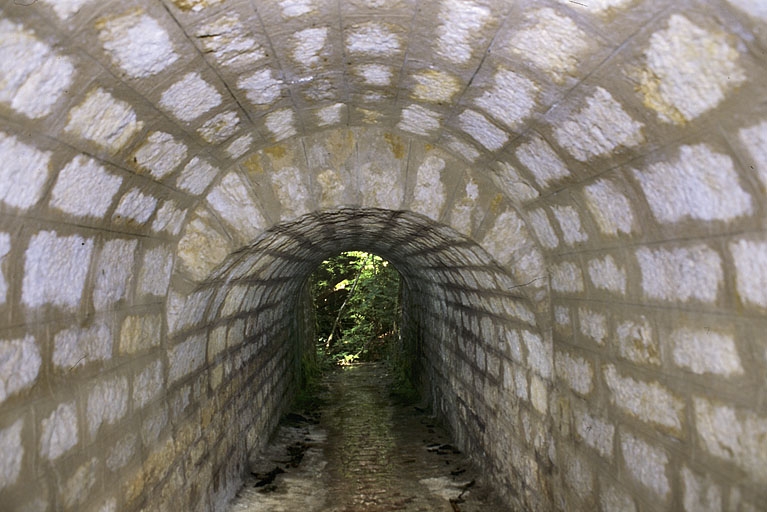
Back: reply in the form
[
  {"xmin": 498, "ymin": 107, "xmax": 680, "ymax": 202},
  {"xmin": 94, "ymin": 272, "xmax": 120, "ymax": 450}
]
[{"xmin": 310, "ymin": 251, "xmax": 401, "ymax": 365}]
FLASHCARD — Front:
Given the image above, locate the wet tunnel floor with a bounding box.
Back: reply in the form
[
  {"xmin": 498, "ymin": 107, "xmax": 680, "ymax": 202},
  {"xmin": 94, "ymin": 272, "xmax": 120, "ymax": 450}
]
[{"xmin": 228, "ymin": 363, "xmax": 509, "ymax": 511}]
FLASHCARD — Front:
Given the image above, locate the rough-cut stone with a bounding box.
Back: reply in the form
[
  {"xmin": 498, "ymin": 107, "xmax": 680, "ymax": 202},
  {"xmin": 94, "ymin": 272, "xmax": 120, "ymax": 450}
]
[
  {"xmin": 0, "ymin": 19, "xmax": 76, "ymax": 119},
  {"xmin": 39, "ymin": 402, "xmax": 78, "ymax": 460},
  {"xmin": 508, "ymin": 8, "xmax": 588, "ymax": 82},
  {"xmin": 682, "ymin": 466, "xmax": 723, "ymax": 512},
  {"xmin": 638, "ymin": 15, "xmax": 745, "ymax": 124},
  {"xmin": 22, "ymin": 231, "xmax": 94, "ymax": 310},
  {"xmin": 475, "ymin": 68, "xmax": 538, "ymax": 129},
  {"xmin": 411, "ymin": 156, "xmax": 446, "ymax": 220},
  {"xmin": 583, "ymin": 180, "xmax": 635, "ymax": 236},
  {"xmin": 87, "ymin": 376, "xmax": 128, "ymax": 439},
  {"xmin": 238, "ymin": 68, "xmax": 282, "ymax": 106},
  {"xmin": 671, "ymin": 327, "xmax": 742, "ymax": 376},
  {"xmin": 0, "ymin": 335, "xmax": 41, "ymax": 404},
  {"xmin": 160, "ymin": 73, "xmax": 222, "ymax": 122},
  {"xmin": 616, "ymin": 316, "xmax": 658, "ymax": 365},
  {"xmin": 133, "ymin": 360, "xmax": 164, "ymax": 409},
  {"xmin": 458, "ymin": 109, "xmax": 508, "ymax": 151},
  {"xmin": 397, "ymin": 105, "xmax": 441, "ymax": 136},
  {"xmin": 93, "ymin": 239, "xmax": 137, "ymax": 310},
  {"xmin": 137, "ymin": 245, "xmax": 174, "ymax": 297},
  {"xmin": 552, "ymin": 206, "xmax": 588, "ymax": 245},
  {"xmin": 0, "ymin": 132, "xmax": 52, "ymax": 210},
  {"xmin": 694, "ymin": 397, "xmax": 767, "ymax": 481},
  {"xmin": 555, "ymin": 350, "xmax": 593, "ymax": 395},
  {"xmin": 435, "ymin": 0, "xmax": 490, "ymax": 64},
  {"xmin": 119, "ymin": 314, "xmax": 161, "ymax": 354},
  {"xmin": 550, "ymin": 261, "xmax": 584, "ymax": 293},
  {"xmin": 53, "ymin": 322, "xmax": 112, "ymax": 370},
  {"xmin": 528, "ymin": 209, "xmax": 559, "ymax": 249},
  {"xmin": 0, "ymin": 419, "xmax": 23, "ymax": 489},
  {"xmin": 346, "ymin": 22, "xmax": 400, "ymax": 56},
  {"xmin": 134, "ymin": 132, "xmax": 188, "ymax": 180},
  {"xmin": 515, "ymin": 136, "xmax": 570, "ymax": 189},
  {"xmin": 620, "ymin": 430, "xmax": 670, "ymax": 499},
  {"xmin": 604, "ymin": 365, "xmax": 684, "ymax": 434},
  {"xmin": 168, "ymin": 334, "xmax": 207, "ymax": 383},
  {"xmin": 634, "ymin": 145, "xmax": 752, "ymax": 223},
  {"xmin": 113, "ymin": 188, "xmax": 158, "ymax": 224},
  {"xmin": 207, "ymin": 172, "xmax": 266, "ymax": 240},
  {"xmin": 51, "ymin": 155, "xmax": 123, "ymax": 218},
  {"xmin": 574, "ymin": 406, "xmax": 614, "ymax": 458},
  {"xmin": 579, "ymin": 308, "xmax": 607, "ymax": 344},
  {"xmin": 97, "ymin": 9, "xmax": 178, "ymax": 78},
  {"xmin": 265, "ymin": 109, "xmax": 298, "ymax": 141},
  {"xmin": 66, "ymin": 88, "xmax": 143, "ymax": 152},
  {"xmin": 0, "ymin": 234, "xmax": 9, "ymax": 304},
  {"xmin": 177, "ymin": 157, "xmax": 219, "ymax": 195},
  {"xmin": 636, "ymin": 245, "xmax": 722, "ymax": 303},
  {"xmin": 730, "ymin": 239, "xmax": 767, "ymax": 308},
  {"xmin": 554, "ymin": 87, "xmax": 644, "ymax": 161},
  {"xmin": 587, "ymin": 255, "xmax": 626, "ymax": 294},
  {"xmin": 196, "ymin": 15, "xmax": 266, "ymax": 69}
]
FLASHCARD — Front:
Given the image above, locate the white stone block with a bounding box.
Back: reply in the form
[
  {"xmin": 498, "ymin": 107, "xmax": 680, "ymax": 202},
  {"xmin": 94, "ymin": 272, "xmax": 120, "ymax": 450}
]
[
  {"xmin": 50, "ymin": 155, "xmax": 123, "ymax": 218},
  {"xmin": 151, "ymin": 200, "xmax": 186, "ymax": 236},
  {"xmin": 587, "ymin": 255, "xmax": 626, "ymax": 294},
  {"xmin": 119, "ymin": 314, "xmax": 161, "ymax": 354},
  {"xmin": 727, "ymin": 0, "xmax": 767, "ymax": 20},
  {"xmin": 87, "ymin": 375, "xmax": 128, "ymax": 439},
  {"xmin": 265, "ymin": 109, "xmax": 297, "ymax": 141},
  {"xmin": 22, "ymin": 231, "xmax": 94, "ymax": 310},
  {"xmin": 523, "ymin": 330, "xmax": 552, "ymax": 379},
  {"xmin": 730, "ymin": 239, "xmax": 767, "ymax": 308},
  {"xmin": 292, "ymin": 27, "xmax": 328, "ymax": 67},
  {"xmin": 397, "ymin": 104, "xmax": 441, "ymax": 136},
  {"xmin": 671, "ymin": 327, "xmax": 742, "ymax": 376},
  {"xmin": 508, "ymin": 8, "xmax": 588, "ymax": 82},
  {"xmin": 694, "ymin": 397, "xmax": 767, "ymax": 481},
  {"xmin": 160, "ymin": 72, "xmax": 222, "ymax": 122},
  {"xmin": 583, "ymin": 179, "xmax": 635, "ymax": 235},
  {"xmin": 515, "ymin": 135, "xmax": 570, "ymax": 189},
  {"xmin": 137, "ymin": 245, "xmax": 174, "ymax": 297},
  {"xmin": 133, "ymin": 360, "xmax": 164, "ymax": 409},
  {"xmin": 61, "ymin": 458, "xmax": 97, "ymax": 509},
  {"xmin": 177, "ymin": 215, "xmax": 231, "ymax": 281},
  {"xmin": 0, "ymin": 335, "xmax": 41, "ymax": 404},
  {"xmin": 557, "ymin": 0, "xmax": 632, "ymax": 13},
  {"xmin": 411, "ymin": 156, "xmax": 446, "ymax": 220},
  {"xmin": 134, "ymin": 131, "xmax": 188, "ymax": 180},
  {"xmin": 97, "ymin": 10, "xmax": 178, "ymax": 78},
  {"xmin": 346, "ymin": 22, "xmax": 400, "ymax": 56},
  {"xmin": 0, "ymin": 419, "xmax": 23, "ymax": 489},
  {"xmin": 530, "ymin": 374, "xmax": 548, "ymax": 414},
  {"xmin": 198, "ymin": 111, "xmax": 240, "ymax": 144},
  {"xmin": 316, "ymin": 103, "xmax": 344, "ymax": 126},
  {"xmin": 481, "ymin": 210, "xmax": 526, "ymax": 266},
  {"xmin": 574, "ymin": 406, "xmax": 614, "ymax": 458},
  {"xmin": 412, "ymin": 70, "xmax": 460, "ymax": 103},
  {"xmin": 599, "ymin": 478, "xmax": 636, "ymax": 512},
  {"xmin": 475, "ymin": 68, "xmax": 538, "ymax": 129},
  {"xmin": 0, "ymin": 19, "xmax": 75, "ymax": 119},
  {"xmin": 226, "ymin": 134, "xmax": 254, "ymax": 158},
  {"xmin": 682, "ymin": 466, "xmax": 723, "ymax": 512},
  {"xmin": 552, "ymin": 206, "xmax": 588, "ymax": 245},
  {"xmin": 113, "ymin": 188, "xmax": 158, "ymax": 224},
  {"xmin": 555, "ymin": 350, "xmax": 593, "ymax": 395},
  {"xmin": 195, "ymin": 15, "xmax": 266, "ymax": 69},
  {"xmin": 578, "ymin": 308, "xmax": 607, "ymax": 345},
  {"xmin": 106, "ymin": 433, "xmax": 136, "ymax": 472},
  {"xmin": 616, "ymin": 316, "xmax": 658, "ymax": 365},
  {"xmin": 93, "ymin": 239, "xmax": 137, "ymax": 310},
  {"xmin": 272, "ymin": 166, "xmax": 312, "ymax": 219},
  {"xmin": 177, "ymin": 157, "xmax": 219, "ymax": 195},
  {"xmin": 490, "ymin": 161, "xmax": 539, "ymax": 203},
  {"xmin": 436, "ymin": 0, "xmax": 490, "ymax": 64},
  {"xmin": 355, "ymin": 64, "xmax": 392, "ymax": 86},
  {"xmin": 66, "ymin": 88, "xmax": 143, "ymax": 152},
  {"xmin": 39, "ymin": 402, "xmax": 78, "ymax": 460},
  {"xmin": 636, "ymin": 245, "xmax": 722, "ymax": 303},
  {"xmin": 0, "ymin": 234, "xmax": 8, "ymax": 304},
  {"xmin": 238, "ymin": 68, "xmax": 282, "ymax": 106},
  {"xmin": 639, "ymin": 15, "xmax": 745, "ymax": 124},
  {"xmin": 554, "ymin": 87, "xmax": 643, "ymax": 161},
  {"xmin": 634, "ymin": 145, "xmax": 752, "ymax": 223},
  {"xmin": 53, "ymin": 322, "xmax": 112, "ymax": 370},
  {"xmin": 528, "ymin": 209, "xmax": 559, "ymax": 249},
  {"xmin": 605, "ymin": 365, "xmax": 683, "ymax": 433},
  {"xmin": 563, "ymin": 450, "xmax": 594, "ymax": 498},
  {"xmin": 40, "ymin": 0, "xmax": 92, "ymax": 20},
  {"xmin": 550, "ymin": 261, "xmax": 584, "ymax": 293},
  {"xmin": 739, "ymin": 121, "xmax": 767, "ymax": 192},
  {"xmin": 359, "ymin": 163, "xmax": 403, "ymax": 211},
  {"xmin": 620, "ymin": 430, "xmax": 670, "ymax": 499},
  {"xmin": 206, "ymin": 172, "xmax": 266, "ymax": 240},
  {"xmin": 458, "ymin": 109, "xmax": 508, "ymax": 151},
  {"xmin": 0, "ymin": 132, "xmax": 52, "ymax": 210},
  {"xmin": 168, "ymin": 334, "xmax": 206, "ymax": 383}
]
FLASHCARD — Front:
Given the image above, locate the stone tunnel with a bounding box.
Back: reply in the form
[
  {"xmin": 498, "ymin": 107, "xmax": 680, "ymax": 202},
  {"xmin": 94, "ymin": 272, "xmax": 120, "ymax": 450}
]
[{"xmin": 0, "ymin": 0, "xmax": 766, "ymax": 510}]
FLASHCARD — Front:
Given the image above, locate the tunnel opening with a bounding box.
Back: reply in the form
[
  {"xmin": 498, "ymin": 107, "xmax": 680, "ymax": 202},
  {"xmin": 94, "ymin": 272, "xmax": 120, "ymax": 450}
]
[
  {"xmin": 171, "ymin": 208, "xmax": 548, "ymax": 510},
  {"xmin": 309, "ymin": 250, "xmax": 402, "ymax": 367}
]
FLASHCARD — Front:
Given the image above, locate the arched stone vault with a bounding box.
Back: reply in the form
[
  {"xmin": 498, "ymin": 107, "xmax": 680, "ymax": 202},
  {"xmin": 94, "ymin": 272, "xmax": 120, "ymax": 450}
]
[{"xmin": 0, "ymin": 0, "xmax": 766, "ymax": 510}]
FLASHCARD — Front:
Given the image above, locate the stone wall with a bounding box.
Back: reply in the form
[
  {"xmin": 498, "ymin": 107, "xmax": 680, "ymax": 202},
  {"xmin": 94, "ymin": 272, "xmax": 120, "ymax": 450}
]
[{"xmin": 1, "ymin": 0, "xmax": 766, "ymax": 511}]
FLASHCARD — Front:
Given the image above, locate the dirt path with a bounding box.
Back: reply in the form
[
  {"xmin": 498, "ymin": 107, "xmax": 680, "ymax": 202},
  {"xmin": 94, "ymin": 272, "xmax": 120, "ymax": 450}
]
[{"xmin": 228, "ymin": 363, "xmax": 509, "ymax": 511}]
